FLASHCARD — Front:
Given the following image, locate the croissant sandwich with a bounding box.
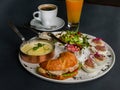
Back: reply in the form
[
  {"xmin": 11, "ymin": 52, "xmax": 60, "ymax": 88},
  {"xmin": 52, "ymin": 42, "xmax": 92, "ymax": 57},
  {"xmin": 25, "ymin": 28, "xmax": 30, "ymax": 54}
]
[{"xmin": 37, "ymin": 51, "xmax": 79, "ymax": 80}]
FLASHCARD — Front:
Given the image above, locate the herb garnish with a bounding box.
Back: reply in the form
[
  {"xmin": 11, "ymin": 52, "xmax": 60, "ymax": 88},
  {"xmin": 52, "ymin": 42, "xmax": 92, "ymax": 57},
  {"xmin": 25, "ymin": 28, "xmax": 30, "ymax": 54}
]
[{"xmin": 33, "ymin": 43, "xmax": 45, "ymax": 51}]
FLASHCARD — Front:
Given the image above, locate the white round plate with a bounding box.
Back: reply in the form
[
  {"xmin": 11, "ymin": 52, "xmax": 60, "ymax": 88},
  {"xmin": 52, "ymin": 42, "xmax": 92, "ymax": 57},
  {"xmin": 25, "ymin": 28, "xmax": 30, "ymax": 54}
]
[
  {"xmin": 30, "ymin": 17, "xmax": 65, "ymax": 31},
  {"xmin": 19, "ymin": 32, "xmax": 115, "ymax": 84}
]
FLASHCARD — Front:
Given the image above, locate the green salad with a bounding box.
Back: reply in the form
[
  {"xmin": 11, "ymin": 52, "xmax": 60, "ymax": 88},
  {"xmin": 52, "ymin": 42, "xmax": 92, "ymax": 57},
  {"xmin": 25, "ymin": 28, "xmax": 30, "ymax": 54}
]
[{"xmin": 60, "ymin": 30, "xmax": 90, "ymax": 49}]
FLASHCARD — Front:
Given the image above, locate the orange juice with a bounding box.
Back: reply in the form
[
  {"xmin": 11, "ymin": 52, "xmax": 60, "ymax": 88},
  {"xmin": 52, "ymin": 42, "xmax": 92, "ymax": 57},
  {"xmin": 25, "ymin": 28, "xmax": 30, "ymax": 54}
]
[{"xmin": 66, "ymin": 0, "xmax": 84, "ymax": 27}]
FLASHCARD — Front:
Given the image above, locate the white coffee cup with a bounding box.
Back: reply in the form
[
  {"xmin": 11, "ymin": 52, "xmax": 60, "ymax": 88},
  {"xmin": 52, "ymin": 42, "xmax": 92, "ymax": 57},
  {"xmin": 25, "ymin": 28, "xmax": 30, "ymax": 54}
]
[{"xmin": 33, "ymin": 4, "xmax": 58, "ymax": 27}]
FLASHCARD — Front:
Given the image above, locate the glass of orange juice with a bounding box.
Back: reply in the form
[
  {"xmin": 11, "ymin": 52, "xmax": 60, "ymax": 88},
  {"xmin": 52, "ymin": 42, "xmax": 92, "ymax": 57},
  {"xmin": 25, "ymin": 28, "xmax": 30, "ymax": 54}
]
[{"xmin": 66, "ymin": 0, "xmax": 84, "ymax": 29}]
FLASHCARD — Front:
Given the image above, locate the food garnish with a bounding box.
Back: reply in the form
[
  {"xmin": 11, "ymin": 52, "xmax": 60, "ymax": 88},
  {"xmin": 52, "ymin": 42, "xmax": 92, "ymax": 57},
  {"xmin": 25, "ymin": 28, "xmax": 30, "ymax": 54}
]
[
  {"xmin": 59, "ymin": 30, "xmax": 89, "ymax": 52},
  {"xmin": 33, "ymin": 43, "xmax": 45, "ymax": 51}
]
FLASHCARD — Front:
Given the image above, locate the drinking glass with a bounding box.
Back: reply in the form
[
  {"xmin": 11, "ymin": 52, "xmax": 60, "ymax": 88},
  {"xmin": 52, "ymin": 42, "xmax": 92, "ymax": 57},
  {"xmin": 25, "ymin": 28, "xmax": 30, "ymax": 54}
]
[{"xmin": 66, "ymin": 0, "xmax": 84, "ymax": 30}]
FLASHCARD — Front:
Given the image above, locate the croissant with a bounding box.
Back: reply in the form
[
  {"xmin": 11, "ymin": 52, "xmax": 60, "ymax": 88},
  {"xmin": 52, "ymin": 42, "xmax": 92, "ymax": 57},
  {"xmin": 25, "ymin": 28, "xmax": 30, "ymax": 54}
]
[
  {"xmin": 37, "ymin": 51, "xmax": 79, "ymax": 80},
  {"xmin": 40, "ymin": 51, "xmax": 78, "ymax": 70}
]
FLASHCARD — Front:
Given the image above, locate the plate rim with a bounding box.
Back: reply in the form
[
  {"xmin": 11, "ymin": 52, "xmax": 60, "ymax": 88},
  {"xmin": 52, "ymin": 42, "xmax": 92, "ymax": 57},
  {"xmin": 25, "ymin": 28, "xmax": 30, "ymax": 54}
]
[{"xmin": 18, "ymin": 32, "xmax": 116, "ymax": 84}]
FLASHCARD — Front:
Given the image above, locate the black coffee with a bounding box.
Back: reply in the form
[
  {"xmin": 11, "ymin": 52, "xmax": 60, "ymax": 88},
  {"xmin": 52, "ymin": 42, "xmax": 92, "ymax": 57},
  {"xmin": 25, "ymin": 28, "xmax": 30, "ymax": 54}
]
[{"xmin": 41, "ymin": 6, "xmax": 56, "ymax": 11}]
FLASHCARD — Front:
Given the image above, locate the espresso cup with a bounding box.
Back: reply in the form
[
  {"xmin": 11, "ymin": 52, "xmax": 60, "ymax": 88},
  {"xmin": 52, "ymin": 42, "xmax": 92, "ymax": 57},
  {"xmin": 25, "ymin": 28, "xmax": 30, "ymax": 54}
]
[{"xmin": 33, "ymin": 4, "xmax": 58, "ymax": 27}]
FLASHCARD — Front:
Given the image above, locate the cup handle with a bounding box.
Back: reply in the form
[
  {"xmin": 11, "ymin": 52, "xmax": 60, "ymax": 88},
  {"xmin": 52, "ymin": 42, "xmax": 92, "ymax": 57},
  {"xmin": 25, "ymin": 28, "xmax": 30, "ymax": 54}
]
[{"xmin": 33, "ymin": 11, "xmax": 41, "ymax": 21}]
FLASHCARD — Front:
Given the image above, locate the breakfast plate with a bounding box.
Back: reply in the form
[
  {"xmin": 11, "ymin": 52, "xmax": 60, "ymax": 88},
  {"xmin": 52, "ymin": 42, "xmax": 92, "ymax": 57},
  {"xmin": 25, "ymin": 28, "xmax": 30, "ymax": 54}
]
[
  {"xmin": 18, "ymin": 31, "xmax": 115, "ymax": 84},
  {"xmin": 30, "ymin": 17, "xmax": 65, "ymax": 31}
]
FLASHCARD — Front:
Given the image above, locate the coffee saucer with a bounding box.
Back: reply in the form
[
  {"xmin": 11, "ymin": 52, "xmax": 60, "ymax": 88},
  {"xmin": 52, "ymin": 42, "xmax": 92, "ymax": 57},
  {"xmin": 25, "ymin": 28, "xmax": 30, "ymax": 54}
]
[{"xmin": 30, "ymin": 17, "xmax": 65, "ymax": 31}]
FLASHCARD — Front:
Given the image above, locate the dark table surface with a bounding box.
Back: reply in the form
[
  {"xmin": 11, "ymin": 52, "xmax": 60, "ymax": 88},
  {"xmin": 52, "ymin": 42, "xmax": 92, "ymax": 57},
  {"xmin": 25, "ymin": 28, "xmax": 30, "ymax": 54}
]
[{"xmin": 1, "ymin": 0, "xmax": 120, "ymax": 90}]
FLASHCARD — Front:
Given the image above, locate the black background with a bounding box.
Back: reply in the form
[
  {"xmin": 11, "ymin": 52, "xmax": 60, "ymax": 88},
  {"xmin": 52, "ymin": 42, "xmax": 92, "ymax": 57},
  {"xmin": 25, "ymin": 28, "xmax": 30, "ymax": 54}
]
[{"xmin": 0, "ymin": 0, "xmax": 120, "ymax": 90}]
